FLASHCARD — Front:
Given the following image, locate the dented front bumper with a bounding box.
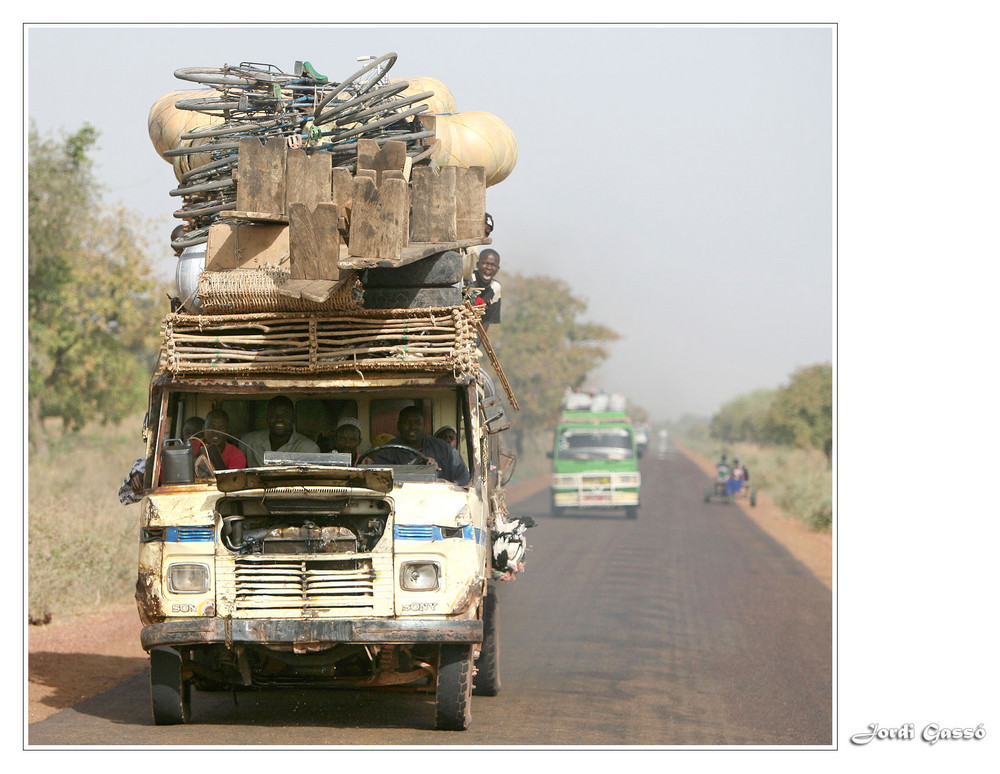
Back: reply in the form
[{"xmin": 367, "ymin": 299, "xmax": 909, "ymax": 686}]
[{"xmin": 141, "ymin": 616, "xmax": 483, "ymax": 651}]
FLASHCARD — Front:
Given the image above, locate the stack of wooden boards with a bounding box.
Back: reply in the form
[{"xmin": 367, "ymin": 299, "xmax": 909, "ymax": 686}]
[{"xmin": 194, "ymin": 134, "xmax": 491, "ymax": 314}]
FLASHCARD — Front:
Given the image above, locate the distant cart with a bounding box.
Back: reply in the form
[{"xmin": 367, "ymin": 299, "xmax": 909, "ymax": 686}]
[{"xmin": 704, "ymin": 464, "xmax": 757, "ymax": 507}]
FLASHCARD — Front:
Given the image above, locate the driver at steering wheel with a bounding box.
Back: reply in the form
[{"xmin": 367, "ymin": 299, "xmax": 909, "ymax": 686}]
[
  {"xmin": 364, "ymin": 406, "xmax": 471, "ymax": 486},
  {"xmin": 192, "ymin": 408, "xmax": 247, "ymax": 475}
]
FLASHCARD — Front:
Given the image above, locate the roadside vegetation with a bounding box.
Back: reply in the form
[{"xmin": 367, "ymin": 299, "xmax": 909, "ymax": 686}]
[
  {"xmin": 673, "ymin": 362, "xmax": 833, "ymax": 533},
  {"xmin": 27, "ymin": 122, "xmax": 168, "ymax": 623},
  {"xmin": 28, "ymin": 415, "xmax": 148, "ymax": 623},
  {"xmin": 28, "ymin": 122, "xmax": 169, "ymax": 454}
]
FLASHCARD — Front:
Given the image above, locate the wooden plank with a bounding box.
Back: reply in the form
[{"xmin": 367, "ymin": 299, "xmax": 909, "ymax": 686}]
[
  {"xmin": 331, "ymin": 167, "xmax": 354, "ymax": 210},
  {"xmin": 340, "ymin": 238, "xmax": 491, "ymax": 270},
  {"xmin": 236, "ymin": 223, "xmax": 289, "ymax": 269},
  {"xmin": 285, "ymin": 149, "xmax": 332, "ymax": 210},
  {"xmin": 218, "ymin": 210, "xmax": 289, "ymax": 223},
  {"xmin": 356, "ymin": 139, "xmax": 379, "ymax": 173},
  {"xmin": 298, "ymin": 281, "xmax": 337, "ymax": 304},
  {"xmin": 348, "ymin": 175, "xmax": 409, "ymax": 260},
  {"xmin": 206, "ymin": 222, "xmax": 237, "ymax": 271},
  {"xmin": 357, "ymin": 139, "xmax": 407, "ymax": 184},
  {"xmin": 206, "ymin": 222, "xmax": 289, "ymax": 270},
  {"xmin": 410, "ymin": 165, "xmax": 457, "ymax": 242},
  {"xmin": 288, "ymin": 202, "xmax": 342, "ymax": 280},
  {"xmin": 330, "ymin": 167, "xmax": 354, "ymax": 242},
  {"xmin": 455, "ymin": 166, "xmax": 487, "ymax": 240},
  {"xmin": 276, "ymin": 279, "xmax": 335, "ymax": 302},
  {"xmin": 383, "ymin": 170, "xmax": 408, "ymax": 243},
  {"xmin": 275, "ymin": 274, "xmax": 354, "ymax": 303},
  {"xmin": 236, "ymin": 137, "xmax": 286, "ymax": 214}
]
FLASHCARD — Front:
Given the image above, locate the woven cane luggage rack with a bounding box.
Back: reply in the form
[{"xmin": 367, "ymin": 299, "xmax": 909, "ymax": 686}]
[
  {"xmin": 197, "ymin": 268, "xmax": 363, "ymax": 313},
  {"xmin": 161, "ymin": 307, "xmax": 480, "ymax": 376}
]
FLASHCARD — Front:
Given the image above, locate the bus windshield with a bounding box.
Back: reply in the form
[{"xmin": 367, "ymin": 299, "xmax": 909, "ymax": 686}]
[{"xmin": 557, "ymin": 427, "xmax": 634, "ymax": 461}]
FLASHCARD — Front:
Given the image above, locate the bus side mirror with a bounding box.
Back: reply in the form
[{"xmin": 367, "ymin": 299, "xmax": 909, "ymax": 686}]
[
  {"xmin": 482, "ymin": 396, "xmax": 510, "ymax": 434},
  {"xmin": 545, "ymin": 450, "xmax": 553, "ymax": 459}
]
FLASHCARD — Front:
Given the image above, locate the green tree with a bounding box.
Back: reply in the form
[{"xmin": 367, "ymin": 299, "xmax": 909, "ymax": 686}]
[
  {"xmin": 766, "ymin": 362, "xmax": 833, "ymax": 461},
  {"xmin": 28, "ymin": 122, "xmax": 167, "ymax": 451},
  {"xmin": 488, "ymin": 272, "xmax": 619, "ymax": 432},
  {"xmin": 710, "ymin": 388, "xmax": 777, "ymax": 444}
]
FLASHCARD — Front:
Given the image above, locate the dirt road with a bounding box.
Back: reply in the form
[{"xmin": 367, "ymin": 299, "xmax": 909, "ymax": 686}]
[{"xmin": 27, "ymin": 444, "xmax": 832, "ymax": 738}]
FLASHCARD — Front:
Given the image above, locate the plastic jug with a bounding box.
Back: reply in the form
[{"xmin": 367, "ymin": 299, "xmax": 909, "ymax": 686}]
[{"xmin": 162, "ymin": 439, "xmax": 195, "ymax": 484}]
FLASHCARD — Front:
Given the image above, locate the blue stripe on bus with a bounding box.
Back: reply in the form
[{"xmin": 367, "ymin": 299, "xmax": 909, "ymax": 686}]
[
  {"xmin": 394, "ymin": 524, "xmax": 482, "ymax": 543},
  {"xmin": 165, "ymin": 526, "xmax": 215, "ymax": 542}
]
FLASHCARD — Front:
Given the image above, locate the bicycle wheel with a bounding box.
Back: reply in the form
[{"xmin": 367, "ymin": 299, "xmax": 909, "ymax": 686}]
[
  {"xmin": 163, "ymin": 140, "xmax": 241, "ymax": 158},
  {"xmin": 314, "ymin": 79, "xmax": 410, "ymax": 126},
  {"xmin": 180, "ymin": 155, "xmax": 238, "ymax": 183},
  {"xmin": 231, "ymin": 61, "xmax": 294, "ymax": 82},
  {"xmin": 174, "ymin": 95, "xmax": 244, "ymax": 113},
  {"xmin": 174, "ymin": 66, "xmax": 260, "ymax": 87},
  {"xmin": 174, "ymin": 63, "xmax": 296, "ymax": 88},
  {"xmin": 174, "ymin": 198, "xmax": 236, "ymax": 220},
  {"xmin": 333, "ymin": 90, "xmax": 433, "ymax": 127},
  {"xmin": 169, "ymin": 176, "xmax": 235, "ymax": 197},
  {"xmin": 171, "ymin": 226, "xmax": 210, "ymax": 249},
  {"xmin": 315, "ymin": 129, "xmax": 435, "ymax": 157},
  {"xmin": 181, "ymin": 112, "xmax": 307, "ymax": 141},
  {"xmin": 313, "ymin": 53, "xmax": 398, "ymax": 121},
  {"xmin": 324, "ymin": 104, "xmax": 429, "ymax": 144}
]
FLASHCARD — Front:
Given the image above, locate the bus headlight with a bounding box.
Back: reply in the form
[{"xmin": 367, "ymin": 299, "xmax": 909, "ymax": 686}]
[
  {"xmin": 400, "ymin": 561, "xmax": 440, "ymax": 591},
  {"xmin": 167, "ymin": 562, "xmax": 211, "ymax": 594}
]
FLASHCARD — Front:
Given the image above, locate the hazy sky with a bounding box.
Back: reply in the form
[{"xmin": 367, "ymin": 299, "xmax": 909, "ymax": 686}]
[{"xmin": 25, "ymin": 24, "xmax": 832, "ymax": 423}]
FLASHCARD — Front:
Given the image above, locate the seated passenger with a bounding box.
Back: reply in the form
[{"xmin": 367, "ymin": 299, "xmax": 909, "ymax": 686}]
[
  {"xmin": 365, "ymin": 406, "xmax": 470, "ymax": 486},
  {"xmin": 182, "ymin": 415, "xmax": 205, "ymax": 443},
  {"xmin": 241, "ymin": 395, "xmax": 319, "ymax": 465},
  {"xmin": 318, "ymin": 418, "xmax": 364, "ymax": 464},
  {"xmin": 434, "ymin": 425, "xmax": 458, "ymax": 448},
  {"xmin": 192, "ymin": 408, "xmax": 247, "ymax": 474},
  {"xmin": 332, "ymin": 418, "xmax": 364, "ymax": 464},
  {"xmin": 725, "ymin": 456, "xmax": 749, "ymax": 497}
]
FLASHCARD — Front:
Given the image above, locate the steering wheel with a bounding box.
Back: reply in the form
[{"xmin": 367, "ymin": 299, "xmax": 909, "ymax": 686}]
[{"xmin": 361, "ymin": 444, "xmax": 432, "ymax": 466}]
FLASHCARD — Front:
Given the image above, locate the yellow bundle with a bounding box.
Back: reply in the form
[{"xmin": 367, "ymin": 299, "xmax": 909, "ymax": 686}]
[
  {"xmin": 147, "ymin": 89, "xmax": 224, "ymax": 180},
  {"xmin": 390, "ymin": 76, "xmax": 457, "ymax": 114},
  {"xmin": 430, "ymin": 111, "xmax": 518, "ymax": 187}
]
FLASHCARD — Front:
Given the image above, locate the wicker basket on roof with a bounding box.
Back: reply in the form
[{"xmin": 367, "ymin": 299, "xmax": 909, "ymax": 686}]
[
  {"xmin": 197, "ymin": 268, "xmax": 363, "ymax": 313},
  {"xmin": 160, "ymin": 306, "xmax": 481, "ymax": 377}
]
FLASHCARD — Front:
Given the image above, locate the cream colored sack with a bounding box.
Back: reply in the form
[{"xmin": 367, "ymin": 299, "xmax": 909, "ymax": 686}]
[{"xmin": 430, "ymin": 111, "xmax": 518, "ymax": 187}]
